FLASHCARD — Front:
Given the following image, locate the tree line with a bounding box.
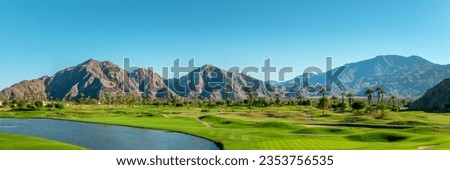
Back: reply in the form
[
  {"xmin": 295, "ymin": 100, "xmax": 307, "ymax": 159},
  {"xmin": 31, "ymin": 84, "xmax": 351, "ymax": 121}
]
[{"xmin": 1, "ymin": 86, "xmax": 409, "ymax": 113}]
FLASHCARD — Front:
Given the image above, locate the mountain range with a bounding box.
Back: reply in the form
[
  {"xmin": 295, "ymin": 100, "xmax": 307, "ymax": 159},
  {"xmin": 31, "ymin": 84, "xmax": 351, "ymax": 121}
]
[
  {"xmin": 410, "ymin": 77, "xmax": 450, "ymax": 111},
  {"xmin": 1, "ymin": 55, "xmax": 449, "ymax": 101},
  {"xmin": 279, "ymin": 55, "xmax": 450, "ymax": 97},
  {"xmin": 0, "ymin": 59, "xmax": 274, "ymax": 100}
]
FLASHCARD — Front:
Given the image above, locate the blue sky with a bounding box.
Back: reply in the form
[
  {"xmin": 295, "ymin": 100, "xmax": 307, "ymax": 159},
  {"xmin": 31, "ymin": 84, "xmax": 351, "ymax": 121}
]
[{"xmin": 0, "ymin": 0, "xmax": 449, "ymax": 89}]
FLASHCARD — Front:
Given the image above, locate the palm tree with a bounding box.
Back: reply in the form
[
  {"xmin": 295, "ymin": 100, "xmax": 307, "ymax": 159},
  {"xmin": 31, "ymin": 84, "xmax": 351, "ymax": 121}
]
[
  {"xmin": 99, "ymin": 93, "xmax": 105, "ymax": 108},
  {"xmin": 390, "ymin": 96, "xmax": 396, "ymax": 109},
  {"xmin": 297, "ymin": 94, "xmax": 304, "ymax": 105},
  {"xmin": 105, "ymin": 93, "xmax": 111, "ymax": 107},
  {"xmin": 319, "ymin": 88, "xmax": 326, "ymax": 98},
  {"xmin": 331, "ymin": 96, "xmax": 338, "ymax": 105},
  {"xmin": 375, "ymin": 86, "xmax": 384, "ymax": 104},
  {"xmin": 79, "ymin": 93, "xmax": 85, "ymax": 108},
  {"xmin": 319, "ymin": 88, "xmax": 327, "ymax": 115},
  {"xmin": 274, "ymin": 93, "xmax": 281, "ymax": 110},
  {"xmin": 340, "ymin": 93, "xmax": 346, "ymax": 103},
  {"xmin": 224, "ymin": 87, "xmax": 231, "ymax": 111},
  {"xmin": 331, "ymin": 95, "xmax": 338, "ymax": 112},
  {"xmin": 189, "ymin": 93, "xmax": 197, "ymax": 107},
  {"xmin": 244, "ymin": 87, "xmax": 254, "ymax": 113},
  {"xmin": 365, "ymin": 88, "xmax": 374, "ymax": 105},
  {"xmin": 346, "ymin": 93, "xmax": 354, "ymax": 106},
  {"xmin": 275, "ymin": 91, "xmax": 286, "ymax": 110}
]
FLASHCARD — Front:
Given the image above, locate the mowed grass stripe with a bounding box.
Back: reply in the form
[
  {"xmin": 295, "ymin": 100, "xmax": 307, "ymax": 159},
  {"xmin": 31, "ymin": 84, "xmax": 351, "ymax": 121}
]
[{"xmin": 258, "ymin": 137, "xmax": 368, "ymax": 150}]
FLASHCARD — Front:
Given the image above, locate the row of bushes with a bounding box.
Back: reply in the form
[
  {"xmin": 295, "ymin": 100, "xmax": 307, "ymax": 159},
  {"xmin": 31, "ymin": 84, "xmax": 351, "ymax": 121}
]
[{"xmin": 1, "ymin": 100, "xmax": 65, "ymax": 110}]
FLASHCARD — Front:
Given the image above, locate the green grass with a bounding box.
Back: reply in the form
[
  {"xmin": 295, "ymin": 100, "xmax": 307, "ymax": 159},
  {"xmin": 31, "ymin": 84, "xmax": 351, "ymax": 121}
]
[
  {"xmin": 2, "ymin": 105, "xmax": 450, "ymax": 150},
  {"xmin": 388, "ymin": 120, "xmax": 429, "ymax": 125},
  {"xmin": 292, "ymin": 127, "xmax": 356, "ymax": 135},
  {"xmin": 0, "ymin": 133, "xmax": 85, "ymax": 150},
  {"xmin": 346, "ymin": 131, "xmax": 410, "ymax": 142}
]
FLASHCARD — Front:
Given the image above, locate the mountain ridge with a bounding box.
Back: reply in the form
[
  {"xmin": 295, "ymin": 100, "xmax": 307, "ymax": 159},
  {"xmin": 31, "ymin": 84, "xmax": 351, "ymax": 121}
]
[
  {"xmin": 410, "ymin": 78, "xmax": 450, "ymax": 111},
  {"xmin": 1, "ymin": 55, "xmax": 449, "ymax": 101},
  {"xmin": 279, "ymin": 55, "xmax": 449, "ymax": 97}
]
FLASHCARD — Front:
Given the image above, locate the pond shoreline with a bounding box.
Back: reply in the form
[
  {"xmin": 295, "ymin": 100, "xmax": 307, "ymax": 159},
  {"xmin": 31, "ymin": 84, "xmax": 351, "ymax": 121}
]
[
  {"xmin": 0, "ymin": 118, "xmax": 224, "ymax": 150},
  {"xmin": 53, "ymin": 117, "xmax": 225, "ymax": 150}
]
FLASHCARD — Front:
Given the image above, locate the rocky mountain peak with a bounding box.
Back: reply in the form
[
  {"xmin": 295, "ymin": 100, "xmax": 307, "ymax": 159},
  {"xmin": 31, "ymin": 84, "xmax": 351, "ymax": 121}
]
[
  {"xmin": 410, "ymin": 78, "xmax": 450, "ymax": 111},
  {"xmin": 1, "ymin": 55, "xmax": 449, "ymax": 101}
]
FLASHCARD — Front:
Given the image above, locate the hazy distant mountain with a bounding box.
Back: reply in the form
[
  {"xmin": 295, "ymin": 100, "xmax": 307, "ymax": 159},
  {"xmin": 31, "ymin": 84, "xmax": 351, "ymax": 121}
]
[
  {"xmin": 279, "ymin": 55, "xmax": 450, "ymax": 97},
  {"xmin": 410, "ymin": 78, "xmax": 450, "ymax": 111},
  {"xmin": 168, "ymin": 65, "xmax": 276, "ymax": 100}
]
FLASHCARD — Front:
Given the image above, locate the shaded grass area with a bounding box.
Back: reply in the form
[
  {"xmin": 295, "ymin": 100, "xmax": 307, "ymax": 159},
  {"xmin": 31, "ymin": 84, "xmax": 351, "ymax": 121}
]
[
  {"xmin": 346, "ymin": 131, "xmax": 410, "ymax": 142},
  {"xmin": 388, "ymin": 120, "xmax": 429, "ymax": 126},
  {"xmin": 2, "ymin": 105, "xmax": 450, "ymax": 150},
  {"xmin": 0, "ymin": 133, "xmax": 85, "ymax": 150},
  {"xmin": 292, "ymin": 127, "xmax": 355, "ymax": 135}
]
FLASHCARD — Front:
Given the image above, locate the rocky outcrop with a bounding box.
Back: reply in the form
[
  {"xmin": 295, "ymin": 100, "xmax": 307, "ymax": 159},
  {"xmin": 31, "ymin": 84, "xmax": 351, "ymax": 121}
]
[
  {"xmin": 410, "ymin": 78, "xmax": 450, "ymax": 111},
  {"xmin": 168, "ymin": 65, "xmax": 277, "ymax": 100},
  {"xmin": 0, "ymin": 76, "xmax": 48, "ymax": 100}
]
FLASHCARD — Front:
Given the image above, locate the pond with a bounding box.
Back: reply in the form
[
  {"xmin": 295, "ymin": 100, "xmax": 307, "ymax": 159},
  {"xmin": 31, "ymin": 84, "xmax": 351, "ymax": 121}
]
[{"xmin": 0, "ymin": 118, "xmax": 220, "ymax": 150}]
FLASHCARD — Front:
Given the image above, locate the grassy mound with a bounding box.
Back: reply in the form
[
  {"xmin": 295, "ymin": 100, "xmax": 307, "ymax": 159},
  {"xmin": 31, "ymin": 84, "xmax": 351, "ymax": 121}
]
[
  {"xmin": 200, "ymin": 115, "xmax": 252, "ymax": 128},
  {"xmin": 340, "ymin": 116, "xmax": 367, "ymax": 123},
  {"xmin": 202, "ymin": 116, "xmax": 300, "ymax": 130},
  {"xmin": 292, "ymin": 127, "xmax": 353, "ymax": 135},
  {"xmin": 346, "ymin": 131, "xmax": 410, "ymax": 142},
  {"xmin": 264, "ymin": 112, "xmax": 293, "ymax": 118},
  {"xmin": 402, "ymin": 127, "xmax": 441, "ymax": 134},
  {"xmin": 388, "ymin": 121, "xmax": 428, "ymax": 126},
  {"xmin": 254, "ymin": 121, "xmax": 300, "ymax": 129},
  {"xmin": 407, "ymin": 136, "xmax": 436, "ymax": 142},
  {"xmin": 316, "ymin": 123, "xmax": 412, "ymax": 129}
]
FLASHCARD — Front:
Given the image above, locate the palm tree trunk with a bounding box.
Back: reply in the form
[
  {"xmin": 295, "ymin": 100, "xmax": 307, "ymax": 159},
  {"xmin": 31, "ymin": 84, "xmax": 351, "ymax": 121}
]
[{"xmin": 377, "ymin": 92, "xmax": 380, "ymax": 104}]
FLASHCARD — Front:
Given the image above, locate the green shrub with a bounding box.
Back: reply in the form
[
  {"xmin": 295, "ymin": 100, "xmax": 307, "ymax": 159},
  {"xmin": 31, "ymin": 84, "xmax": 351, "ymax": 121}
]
[
  {"xmin": 365, "ymin": 106, "xmax": 377, "ymax": 114},
  {"xmin": 351, "ymin": 101, "xmax": 367, "ymax": 111},
  {"xmin": 17, "ymin": 100, "xmax": 28, "ymax": 109},
  {"xmin": 34, "ymin": 101, "xmax": 44, "ymax": 108},
  {"xmin": 54, "ymin": 102, "xmax": 65, "ymax": 110},
  {"xmin": 373, "ymin": 112, "xmax": 386, "ymax": 119},
  {"xmin": 137, "ymin": 112, "xmax": 154, "ymax": 117},
  {"xmin": 302, "ymin": 100, "xmax": 312, "ymax": 106},
  {"xmin": 2, "ymin": 100, "xmax": 10, "ymax": 107},
  {"xmin": 336, "ymin": 102, "xmax": 350, "ymax": 112},
  {"xmin": 391, "ymin": 106, "xmax": 400, "ymax": 112},
  {"xmin": 46, "ymin": 103, "xmax": 54, "ymax": 110},
  {"xmin": 376, "ymin": 103, "xmax": 389, "ymax": 111}
]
